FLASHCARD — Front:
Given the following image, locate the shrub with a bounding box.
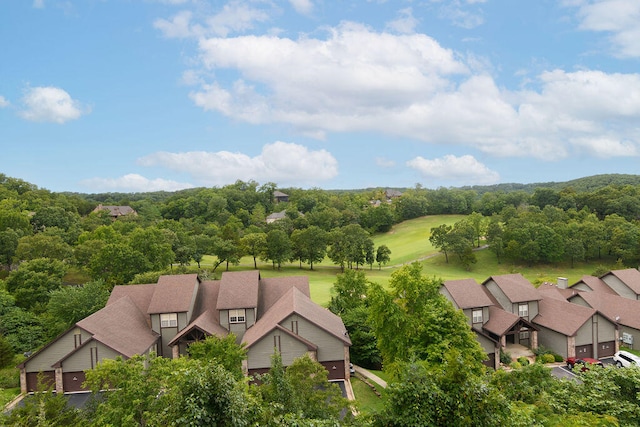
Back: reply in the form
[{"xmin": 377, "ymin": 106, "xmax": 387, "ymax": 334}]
[
  {"xmin": 500, "ymin": 350, "xmax": 512, "ymax": 365},
  {"xmin": 0, "ymin": 366, "xmax": 19, "ymax": 388},
  {"xmin": 541, "ymin": 354, "xmax": 555, "ymax": 364},
  {"xmin": 553, "ymin": 354, "xmax": 564, "ymax": 362},
  {"xmin": 510, "ymin": 361, "xmax": 522, "ymax": 369},
  {"xmin": 517, "ymin": 356, "xmax": 530, "ymax": 366},
  {"xmin": 0, "ymin": 335, "xmax": 13, "ymax": 369}
]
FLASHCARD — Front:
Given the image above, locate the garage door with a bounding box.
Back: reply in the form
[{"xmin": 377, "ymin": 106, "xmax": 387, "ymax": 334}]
[
  {"xmin": 575, "ymin": 344, "xmax": 593, "ymax": 358},
  {"xmin": 63, "ymin": 371, "xmax": 87, "ymax": 392},
  {"xmin": 26, "ymin": 371, "xmax": 55, "ymax": 392},
  {"xmin": 598, "ymin": 341, "xmax": 615, "ymax": 358}
]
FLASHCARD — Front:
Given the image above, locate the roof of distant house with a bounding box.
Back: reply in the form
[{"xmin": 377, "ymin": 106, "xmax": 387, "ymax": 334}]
[{"xmin": 93, "ymin": 204, "xmax": 137, "ymax": 217}]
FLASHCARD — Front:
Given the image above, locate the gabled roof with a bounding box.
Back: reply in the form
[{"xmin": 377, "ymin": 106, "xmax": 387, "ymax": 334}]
[
  {"xmin": 77, "ymin": 296, "xmax": 159, "ymax": 358},
  {"xmin": 242, "ymin": 287, "xmax": 350, "ymax": 348},
  {"xmin": 532, "ymin": 295, "xmax": 595, "ymax": 337},
  {"xmin": 602, "ymin": 269, "xmax": 640, "ymax": 294},
  {"xmin": 93, "ymin": 204, "xmax": 137, "ymax": 216},
  {"xmin": 571, "ymin": 291, "xmax": 640, "ymax": 330},
  {"xmin": 536, "ymin": 283, "xmax": 580, "ymax": 301},
  {"xmin": 574, "ymin": 275, "xmax": 618, "ymax": 295},
  {"xmin": 482, "ymin": 274, "xmax": 541, "ymax": 303},
  {"xmin": 274, "ymin": 191, "xmax": 289, "ymax": 198},
  {"xmin": 482, "ymin": 306, "xmax": 522, "ymax": 336},
  {"xmin": 442, "ymin": 278, "xmax": 493, "ymax": 309},
  {"xmin": 108, "ymin": 283, "xmax": 156, "ymax": 318},
  {"xmin": 259, "ymin": 276, "xmax": 310, "ymax": 317},
  {"xmin": 147, "ymin": 274, "xmax": 199, "ymax": 314},
  {"xmin": 266, "ymin": 211, "xmax": 287, "ymax": 221},
  {"xmin": 217, "ymin": 270, "xmax": 260, "ymax": 310}
]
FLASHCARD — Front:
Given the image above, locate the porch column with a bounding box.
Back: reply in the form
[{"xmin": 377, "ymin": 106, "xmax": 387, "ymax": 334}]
[
  {"xmin": 531, "ymin": 330, "xmax": 538, "ymax": 350},
  {"xmin": 615, "ymin": 328, "xmax": 620, "ymax": 352},
  {"xmin": 172, "ymin": 345, "xmax": 180, "ymax": 359},
  {"xmin": 20, "ymin": 369, "xmax": 27, "ymax": 394},
  {"xmin": 567, "ymin": 336, "xmax": 576, "ymax": 358},
  {"xmin": 55, "ymin": 367, "xmax": 64, "ymax": 393}
]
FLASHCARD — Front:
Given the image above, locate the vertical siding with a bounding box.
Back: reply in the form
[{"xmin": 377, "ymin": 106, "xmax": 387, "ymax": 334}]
[
  {"xmin": 178, "ymin": 312, "xmax": 188, "ymax": 330},
  {"xmin": 24, "ymin": 329, "xmax": 77, "ymax": 373},
  {"xmin": 602, "ymin": 275, "xmax": 636, "ymax": 299},
  {"xmin": 160, "ymin": 326, "xmax": 178, "ymax": 357},
  {"xmin": 247, "ymin": 332, "xmax": 308, "ymax": 369},
  {"xmin": 62, "ymin": 342, "xmax": 121, "ymax": 372},
  {"xmin": 569, "ymin": 295, "xmax": 592, "ymax": 308},
  {"xmin": 290, "ymin": 316, "xmax": 344, "ymax": 362},
  {"xmin": 485, "ymin": 281, "xmax": 512, "ymax": 312},
  {"xmin": 597, "ymin": 315, "xmax": 616, "ymax": 342},
  {"xmin": 186, "ymin": 280, "xmax": 199, "ymax": 323},
  {"xmin": 529, "ymin": 301, "xmax": 539, "ymax": 319},
  {"xmin": 439, "ymin": 287, "xmax": 457, "ymax": 308},
  {"xmin": 575, "ymin": 320, "xmax": 593, "ymax": 347},
  {"xmin": 536, "ymin": 325, "xmax": 569, "ymax": 358},
  {"xmin": 246, "ymin": 309, "xmax": 256, "ymax": 328},
  {"xmin": 151, "ymin": 314, "xmax": 160, "ymax": 333},
  {"xmin": 220, "ymin": 309, "xmax": 229, "ymax": 330}
]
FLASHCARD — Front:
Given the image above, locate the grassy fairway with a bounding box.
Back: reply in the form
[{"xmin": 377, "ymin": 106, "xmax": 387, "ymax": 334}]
[{"xmin": 196, "ymin": 214, "xmax": 612, "ymax": 307}]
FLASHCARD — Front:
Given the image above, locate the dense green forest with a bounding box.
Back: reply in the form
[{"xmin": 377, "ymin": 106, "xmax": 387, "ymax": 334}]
[{"xmin": 3, "ymin": 172, "xmax": 640, "ymax": 425}]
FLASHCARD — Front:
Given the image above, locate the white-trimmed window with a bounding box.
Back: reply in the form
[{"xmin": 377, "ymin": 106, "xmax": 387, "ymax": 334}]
[
  {"xmin": 472, "ymin": 309, "xmax": 483, "ymax": 324},
  {"xmin": 160, "ymin": 313, "xmax": 178, "ymax": 328},
  {"xmin": 229, "ymin": 309, "xmax": 246, "ymax": 323},
  {"xmin": 518, "ymin": 303, "xmax": 529, "ymax": 318}
]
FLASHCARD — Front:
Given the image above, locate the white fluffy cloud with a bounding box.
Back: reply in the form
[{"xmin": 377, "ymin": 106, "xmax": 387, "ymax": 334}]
[
  {"xmin": 183, "ymin": 20, "xmax": 640, "ymax": 161},
  {"xmin": 573, "ymin": 0, "xmax": 640, "ymax": 58},
  {"xmin": 385, "ymin": 8, "xmax": 419, "ymax": 34},
  {"xmin": 137, "ymin": 142, "xmax": 338, "ymax": 187},
  {"xmin": 0, "ymin": 96, "xmax": 9, "ymax": 108},
  {"xmin": 81, "ymin": 174, "xmax": 194, "ymax": 192},
  {"xmin": 154, "ymin": 1, "xmax": 270, "ymax": 38},
  {"xmin": 289, "ymin": 0, "xmax": 313, "ymax": 15},
  {"xmin": 407, "ymin": 154, "xmax": 500, "ymax": 185},
  {"xmin": 20, "ymin": 86, "xmax": 89, "ymax": 123}
]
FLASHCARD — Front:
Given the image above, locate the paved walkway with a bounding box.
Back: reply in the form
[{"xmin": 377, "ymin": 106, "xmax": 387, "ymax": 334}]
[{"xmin": 353, "ymin": 365, "xmax": 387, "ymax": 388}]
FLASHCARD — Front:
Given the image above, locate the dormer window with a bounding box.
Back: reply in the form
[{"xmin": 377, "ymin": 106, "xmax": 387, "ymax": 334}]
[
  {"xmin": 161, "ymin": 313, "xmax": 178, "ymax": 328},
  {"xmin": 229, "ymin": 309, "xmax": 246, "ymax": 323},
  {"xmin": 472, "ymin": 309, "xmax": 483, "ymax": 324}
]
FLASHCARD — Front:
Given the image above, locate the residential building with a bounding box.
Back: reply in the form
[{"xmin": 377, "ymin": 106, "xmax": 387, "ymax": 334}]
[{"xmin": 19, "ymin": 271, "xmax": 351, "ymax": 393}]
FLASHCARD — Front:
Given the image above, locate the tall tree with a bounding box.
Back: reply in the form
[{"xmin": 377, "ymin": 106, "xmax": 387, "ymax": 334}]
[
  {"xmin": 290, "ymin": 226, "xmax": 328, "ymax": 270},
  {"xmin": 263, "ymin": 229, "xmax": 292, "ymax": 270}
]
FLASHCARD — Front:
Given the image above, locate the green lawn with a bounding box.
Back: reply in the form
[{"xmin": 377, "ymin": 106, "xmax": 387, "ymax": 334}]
[
  {"xmin": 351, "ymin": 376, "xmax": 386, "ymax": 415},
  {"xmin": 194, "ymin": 214, "xmax": 615, "ymax": 307}
]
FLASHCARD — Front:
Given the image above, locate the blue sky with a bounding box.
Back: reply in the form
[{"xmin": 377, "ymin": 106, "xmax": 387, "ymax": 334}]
[{"xmin": 1, "ymin": 0, "xmax": 639, "ymax": 193}]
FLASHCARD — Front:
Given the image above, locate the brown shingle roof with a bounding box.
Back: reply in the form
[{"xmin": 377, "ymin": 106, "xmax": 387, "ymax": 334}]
[
  {"xmin": 443, "ymin": 278, "xmax": 493, "ymax": 309},
  {"xmin": 603, "ymin": 269, "xmax": 640, "ymax": 294},
  {"xmin": 242, "ymin": 287, "xmax": 350, "ymax": 348},
  {"xmin": 77, "ymin": 296, "xmax": 159, "ymax": 357},
  {"xmin": 574, "ymin": 275, "xmax": 617, "ymax": 295},
  {"xmin": 536, "ymin": 283, "xmax": 579, "ymax": 301},
  {"xmin": 483, "ymin": 274, "xmax": 541, "ymax": 303},
  {"xmin": 482, "ymin": 306, "xmax": 521, "ymax": 336},
  {"xmin": 572, "ymin": 291, "xmax": 640, "ymax": 330},
  {"xmin": 532, "ymin": 295, "xmax": 595, "ymax": 336},
  {"xmin": 147, "ymin": 274, "xmax": 199, "ymax": 314},
  {"xmin": 108, "ymin": 283, "xmax": 156, "ymax": 320},
  {"xmin": 258, "ymin": 276, "xmax": 310, "ymax": 317},
  {"xmin": 216, "ymin": 270, "xmax": 260, "ymax": 310}
]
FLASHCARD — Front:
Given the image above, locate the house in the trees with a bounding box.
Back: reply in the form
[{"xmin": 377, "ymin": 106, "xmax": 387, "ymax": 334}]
[
  {"xmin": 535, "ymin": 284, "xmax": 618, "ymax": 359},
  {"xmin": 92, "ymin": 204, "xmax": 137, "ymax": 219},
  {"xmin": 441, "ymin": 278, "xmax": 538, "ymax": 369},
  {"xmin": 481, "ymin": 274, "xmax": 541, "ymax": 349},
  {"xmin": 599, "ymin": 269, "xmax": 640, "ymax": 300},
  {"xmin": 273, "ymin": 191, "xmax": 289, "ymax": 203},
  {"xmin": 18, "ymin": 271, "xmax": 351, "ymax": 393}
]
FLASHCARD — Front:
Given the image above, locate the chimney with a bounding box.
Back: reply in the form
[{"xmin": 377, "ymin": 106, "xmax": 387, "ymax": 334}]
[{"xmin": 557, "ymin": 277, "xmax": 568, "ymax": 289}]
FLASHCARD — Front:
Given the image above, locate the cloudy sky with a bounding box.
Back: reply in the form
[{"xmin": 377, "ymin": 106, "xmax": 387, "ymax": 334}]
[{"xmin": 1, "ymin": 1, "xmax": 639, "ymax": 193}]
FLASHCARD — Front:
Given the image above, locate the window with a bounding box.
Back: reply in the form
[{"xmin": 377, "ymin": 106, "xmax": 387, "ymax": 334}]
[
  {"xmin": 229, "ymin": 309, "xmax": 246, "ymax": 323},
  {"xmin": 160, "ymin": 313, "xmax": 178, "ymax": 328},
  {"xmin": 472, "ymin": 309, "xmax": 483, "ymax": 324},
  {"xmin": 519, "ymin": 330, "xmax": 529, "ymax": 340},
  {"xmin": 518, "ymin": 303, "xmax": 529, "ymax": 318}
]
